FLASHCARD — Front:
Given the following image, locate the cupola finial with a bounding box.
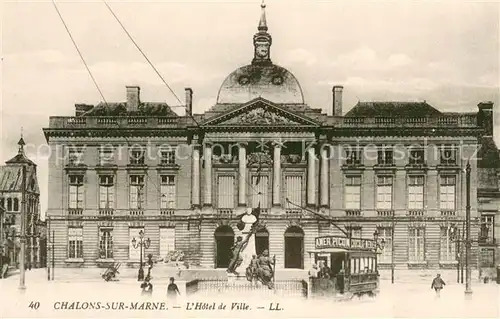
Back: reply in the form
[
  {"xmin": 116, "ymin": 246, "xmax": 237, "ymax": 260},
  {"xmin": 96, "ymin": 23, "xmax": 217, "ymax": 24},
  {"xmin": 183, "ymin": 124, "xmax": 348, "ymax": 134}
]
[
  {"xmin": 258, "ymin": 0, "xmax": 268, "ymax": 32},
  {"xmin": 18, "ymin": 127, "xmax": 26, "ymax": 154}
]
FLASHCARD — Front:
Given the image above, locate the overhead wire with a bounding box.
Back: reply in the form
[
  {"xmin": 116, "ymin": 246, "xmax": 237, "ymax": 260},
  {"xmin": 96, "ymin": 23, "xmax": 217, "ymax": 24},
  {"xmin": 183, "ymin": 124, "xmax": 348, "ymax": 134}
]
[{"xmin": 100, "ymin": 0, "xmax": 266, "ymax": 202}]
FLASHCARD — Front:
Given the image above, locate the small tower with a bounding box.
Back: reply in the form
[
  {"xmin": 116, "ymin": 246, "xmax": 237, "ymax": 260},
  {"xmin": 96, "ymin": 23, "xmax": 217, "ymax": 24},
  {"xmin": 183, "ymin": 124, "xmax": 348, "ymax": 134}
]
[{"xmin": 252, "ymin": 1, "xmax": 272, "ymax": 65}]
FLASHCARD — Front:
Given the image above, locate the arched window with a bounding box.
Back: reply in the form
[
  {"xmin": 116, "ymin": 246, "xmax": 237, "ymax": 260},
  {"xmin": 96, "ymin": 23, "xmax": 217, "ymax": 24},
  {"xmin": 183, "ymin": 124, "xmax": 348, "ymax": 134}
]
[
  {"xmin": 214, "ymin": 225, "xmax": 235, "ymax": 268},
  {"xmin": 13, "ymin": 198, "xmax": 19, "ymax": 211},
  {"xmin": 284, "ymin": 226, "xmax": 304, "ymax": 269},
  {"xmin": 255, "ymin": 227, "xmax": 269, "ymax": 256},
  {"xmin": 7, "ymin": 198, "xmax": 12, "ymax": 211}
]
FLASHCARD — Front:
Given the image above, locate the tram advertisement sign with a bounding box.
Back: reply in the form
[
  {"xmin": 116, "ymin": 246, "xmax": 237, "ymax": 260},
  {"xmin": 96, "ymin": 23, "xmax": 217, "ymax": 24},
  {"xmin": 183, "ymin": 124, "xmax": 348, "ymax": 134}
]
[{"xmin": 315, "ymin": 236, "xmax": 376, "ymax": 251}]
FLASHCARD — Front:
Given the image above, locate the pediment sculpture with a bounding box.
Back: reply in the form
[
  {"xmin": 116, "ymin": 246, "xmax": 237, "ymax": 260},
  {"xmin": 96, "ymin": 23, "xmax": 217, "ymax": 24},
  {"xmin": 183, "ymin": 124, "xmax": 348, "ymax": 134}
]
[{"xmin": 224, "ymin": 107, "xmax": 296, "ymax": 125}]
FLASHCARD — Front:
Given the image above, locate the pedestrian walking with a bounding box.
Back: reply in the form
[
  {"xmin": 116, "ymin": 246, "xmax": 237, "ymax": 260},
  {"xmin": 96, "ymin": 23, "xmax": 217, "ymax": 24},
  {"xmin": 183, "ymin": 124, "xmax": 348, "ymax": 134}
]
[
  {"xmin": 167, "ymin": 277, "xmax": 180, "ymax": 302},
  {"xmin": 431, "ymin": 273, "xmax": 446, "ymax": 298}
]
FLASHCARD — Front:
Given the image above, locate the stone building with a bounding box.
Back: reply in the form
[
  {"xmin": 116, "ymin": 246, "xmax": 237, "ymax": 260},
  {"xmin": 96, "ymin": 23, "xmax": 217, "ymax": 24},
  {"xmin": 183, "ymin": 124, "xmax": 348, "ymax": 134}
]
[
  {"xmin": 43, "ymin": 3, "xmax": 493, "ymax": 273},
  {"xmin": 0, "ymin": 138, "xmax": 43, "ymax": 268}
]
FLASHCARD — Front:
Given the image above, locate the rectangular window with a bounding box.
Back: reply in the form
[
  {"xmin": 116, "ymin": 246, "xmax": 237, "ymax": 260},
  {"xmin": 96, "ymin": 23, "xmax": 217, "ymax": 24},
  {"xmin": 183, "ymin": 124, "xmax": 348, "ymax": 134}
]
[
  {"xmin": 217, "ymin": 176, "xmax": 235, "ymax": 208},
  {"xmin": 251, "ymin": 175, "xmax": 269, "ymax": 208},
  {"xmin": 378, "ymin": 227, "xmax": 393, "ymax": 263},
  {"xmin": 349, "ymin": 227, "xmax": 362, "ymax": 239},
  {"xmin": 480, "ymin": 215, "xmax": 494, "ymax": 243},
  {"xmin": 409, "ymin": 149, "xmax": 425, "ymax": 165},
  {"xmin": 68, "ymin": 227, "xmax": 83, "ymax": 259},
  {"xmin": 159, "ymin": 227, "xmax": 175, "ymax": 259},
  {"xmin": 68, "ymin": 175, "xmax": 84, "ymax": 209},
  {"xmin": 376, "ymin": 176, "xmax": 393, "ymax": 210},
  {"xmin": 128, "ymin": 227, "xmax": 144, "ymax": 261},
  {"xmin": 99, "ymin": 228, "xmax": 113, "ymax": 259},
  {"xmin": 129, "ymin": 175, "xmax": 145, "ymax": 209},
  {"xmin": 160, "ymin": 175, "xmax": 176, "ymax": 209},
  {"xmin": 345, "ymin": 175, "xmax": 361, "ymax": 210},
  {"xmin": 68, "ymin": 147, "xmax": 84, "ymax": 165},
  {"xmin": 285, "ymin": 175, "xmax": 303, "ymax": 209},
  {"xmin": 345, "ymin": 148, "xmax": 361, "ymax": 165},
  {"xmin": 439, "ymin": 175, "xmax": 456, "ymax": 210},
  {"xmin": 377, "ymin": 149, "xmax": 394, "ymax": 165},
  {"xmin": 160, "ymin": 149, "xmax": 176, "ymax": 165},
  {"xmin": 99, "ymin": 175, "xmax": 114, "ymax": 209},
  {"xmin": 440, "ymin": 226, "xmax": 456, "ymax": 262},
  {"xmin": 408, "ymin": 227, "xmax": 425, "ymax": 262},
  {"xmin": 480, "ymin": 248, "xmax": 495, "ymax": 268},
  {"xmin": 129, "ymin": 148, "xmax": 145, "ymax": 165},
  {"xmin": 440, "ymin": 147, "xmax": 456, "ymax": 166},
  {"xmin": 98, "ymin": 147, "xmax": 114, "ymax": 166},
  {"xmin": 408, "ymin": 176, "xmax": 424, "ymax": 209}
]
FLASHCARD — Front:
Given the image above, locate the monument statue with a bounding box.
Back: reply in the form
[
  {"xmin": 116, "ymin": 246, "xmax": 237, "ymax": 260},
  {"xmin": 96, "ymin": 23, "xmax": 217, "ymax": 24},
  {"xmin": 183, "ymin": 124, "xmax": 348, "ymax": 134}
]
[
  {"xmin": 226, "ymin": 206, "xmax": 260, "ymax": 275},
  {"xmin": 247, "ymin": 249, "xmax": 275, "ymax": 289}
]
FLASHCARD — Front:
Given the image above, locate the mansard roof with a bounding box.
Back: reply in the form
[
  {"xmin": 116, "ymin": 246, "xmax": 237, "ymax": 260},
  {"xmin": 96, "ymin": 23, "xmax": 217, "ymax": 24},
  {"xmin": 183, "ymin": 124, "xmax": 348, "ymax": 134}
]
[
  {"xmin": 345, "ymin": 101, "xmax": 442, "ymax": 117},
  {"xmin": 81, "ymin": 102, "xmax": 178, "ymax": 117}
]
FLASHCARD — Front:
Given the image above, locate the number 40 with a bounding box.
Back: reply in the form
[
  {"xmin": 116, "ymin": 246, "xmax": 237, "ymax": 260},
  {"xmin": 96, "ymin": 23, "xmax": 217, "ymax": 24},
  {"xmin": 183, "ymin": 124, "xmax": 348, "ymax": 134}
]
[{"xmin": 28, "ymin": 301, "xmax": 40, "ymax": 310}]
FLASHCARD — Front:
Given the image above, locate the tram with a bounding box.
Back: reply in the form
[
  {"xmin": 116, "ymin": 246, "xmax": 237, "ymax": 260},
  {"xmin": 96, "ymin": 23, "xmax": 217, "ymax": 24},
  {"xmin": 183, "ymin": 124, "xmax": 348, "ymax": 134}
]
[{"xmin": 308, "ymin": 236, "xmax": 379, "ymax": 299}]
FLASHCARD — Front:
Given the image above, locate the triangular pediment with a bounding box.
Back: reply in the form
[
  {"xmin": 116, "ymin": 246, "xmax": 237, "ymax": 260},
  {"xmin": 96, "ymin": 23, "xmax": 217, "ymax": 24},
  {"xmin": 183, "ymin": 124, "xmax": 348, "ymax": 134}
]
[{"xmin": 202, "ymin": 98, "xmax": 320, "ymax": 127}]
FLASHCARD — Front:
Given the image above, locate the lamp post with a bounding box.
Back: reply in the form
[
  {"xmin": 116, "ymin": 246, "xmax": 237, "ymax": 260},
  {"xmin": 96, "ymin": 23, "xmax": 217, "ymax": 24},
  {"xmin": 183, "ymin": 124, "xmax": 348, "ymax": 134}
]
[
  {"xmin": 373, "ymin": 230, "xmax": 386, "ymax": 274},
  {"xmin": 465, "ymin": 162, "xmax": 472, "ymax": 297},
  {"xmin": 131, "ymin": 230, "xmax": 150, "ymax": 281}
]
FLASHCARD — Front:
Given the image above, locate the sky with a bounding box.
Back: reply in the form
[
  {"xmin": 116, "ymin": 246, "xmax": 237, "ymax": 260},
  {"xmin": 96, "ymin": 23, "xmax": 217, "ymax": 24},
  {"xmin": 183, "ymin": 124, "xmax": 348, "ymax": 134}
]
[{"xmin": 1, "ymin": 0, "xmax": 499, "ymax": 218}]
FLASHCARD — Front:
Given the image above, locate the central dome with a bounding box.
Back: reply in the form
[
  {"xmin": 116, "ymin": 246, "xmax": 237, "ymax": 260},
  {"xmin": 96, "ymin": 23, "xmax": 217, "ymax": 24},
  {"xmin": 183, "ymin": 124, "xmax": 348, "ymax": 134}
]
[{"xmin": 216, "ymin": 63, "xmax": 304, "ymax": 104}]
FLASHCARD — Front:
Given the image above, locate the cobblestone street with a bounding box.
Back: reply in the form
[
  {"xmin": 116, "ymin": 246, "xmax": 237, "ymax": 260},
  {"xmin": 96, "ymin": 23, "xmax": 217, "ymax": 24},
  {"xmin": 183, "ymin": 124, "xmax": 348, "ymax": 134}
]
[{"xmin": 1, "ymin": 269, "xmax": 498, "ymax": 318}]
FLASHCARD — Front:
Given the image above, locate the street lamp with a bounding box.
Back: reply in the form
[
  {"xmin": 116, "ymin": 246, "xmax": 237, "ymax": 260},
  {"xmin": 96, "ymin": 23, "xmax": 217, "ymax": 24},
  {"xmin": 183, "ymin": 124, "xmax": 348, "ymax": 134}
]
[
  {"xmin": 373, "ymin": 230, "xmax": 386, "ymax": 274},
  {"xmin": 131, "ymin": 230, "xmax": 150, "ymax": 281}
]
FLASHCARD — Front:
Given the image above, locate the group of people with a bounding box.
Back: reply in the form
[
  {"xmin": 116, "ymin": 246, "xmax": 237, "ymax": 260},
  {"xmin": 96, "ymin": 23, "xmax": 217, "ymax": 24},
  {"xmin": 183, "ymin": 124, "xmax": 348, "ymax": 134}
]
[
  {"xmin": 141, "ymin": 276, "xmax": 181, "ymax": 300},
  {"xmin": 308, "ymin": 260, "xmax": 335, "ymax": 279}
]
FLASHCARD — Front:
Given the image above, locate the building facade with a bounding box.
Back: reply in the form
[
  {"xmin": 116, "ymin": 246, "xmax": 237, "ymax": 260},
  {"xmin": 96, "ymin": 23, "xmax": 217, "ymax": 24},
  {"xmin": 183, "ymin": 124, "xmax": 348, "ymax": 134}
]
[
  {"xmin": 0, "ymin": 138, "xmax": 44, "ymax": 269},
  {"xmin": 43, "ymin": 4, "xmax": 493, "ymax": 273}
]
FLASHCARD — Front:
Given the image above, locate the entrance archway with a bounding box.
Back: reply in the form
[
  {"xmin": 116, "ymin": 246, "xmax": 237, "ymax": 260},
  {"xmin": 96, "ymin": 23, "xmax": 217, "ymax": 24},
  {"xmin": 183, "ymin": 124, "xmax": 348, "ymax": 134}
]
[
  {"xmin": 284, "ymin": 226, "xmax": 304, "ymax": 269},
  {"xmin": 255, "ymin": 228, "xmax": 269, "ymax": 256},
  {"xmin": 214, "ymin": 225, "xmax": 234, "ymax": 268}
]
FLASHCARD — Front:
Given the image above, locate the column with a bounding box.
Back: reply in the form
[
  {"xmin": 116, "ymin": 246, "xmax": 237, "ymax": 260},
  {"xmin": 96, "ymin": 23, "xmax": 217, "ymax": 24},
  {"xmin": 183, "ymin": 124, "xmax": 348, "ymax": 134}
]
[
  {"xmin": 191, "ymin": 146, "xmax": 200, "ymax": 207},
  {"xmin": 273, "ymin": 144, "xmax": 281, "ymax": 206},
  {"xmin": 307, "ymin": 147, "xmax": 317, "ymax": 206},
  {"xmin": 320, "ymin": 147, "xmax": 329, "ymax": 207},
  {"xmin": 204, "ymin": 143, "xmax": 212, "ymax": 206},
  {"xmin": 238, "ymin": 144, "xmax": 247, "ymax": 206}
]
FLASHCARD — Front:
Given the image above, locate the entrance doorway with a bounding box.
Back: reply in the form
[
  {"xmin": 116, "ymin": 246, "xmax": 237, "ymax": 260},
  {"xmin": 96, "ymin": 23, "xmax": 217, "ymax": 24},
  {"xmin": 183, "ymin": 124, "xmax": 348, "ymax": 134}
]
[
  {"xmin": 284, "ymin": 226, "xmax": 304, "ymax": 269},
  {"xmin": 214, "ymin": 225, "xmax": 234, "ymax": 268},
  {"xmin": 255, "ymin": 228, "xmax": 269, "ymax": 256}
]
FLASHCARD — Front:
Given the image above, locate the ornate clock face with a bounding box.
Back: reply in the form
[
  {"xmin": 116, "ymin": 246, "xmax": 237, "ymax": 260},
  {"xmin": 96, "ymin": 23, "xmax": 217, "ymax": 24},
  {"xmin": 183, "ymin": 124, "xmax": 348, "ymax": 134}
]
[{"xmin": 256, "ymin": 45, "xmax": 269, "ymax": 58}]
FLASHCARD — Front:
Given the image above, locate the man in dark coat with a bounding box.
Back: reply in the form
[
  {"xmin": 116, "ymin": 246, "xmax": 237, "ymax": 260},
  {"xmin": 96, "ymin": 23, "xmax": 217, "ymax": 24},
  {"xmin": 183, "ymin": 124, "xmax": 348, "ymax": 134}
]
[{"xmin": 431, "ymin": 274, "xmax": 446, "ymax": 297}]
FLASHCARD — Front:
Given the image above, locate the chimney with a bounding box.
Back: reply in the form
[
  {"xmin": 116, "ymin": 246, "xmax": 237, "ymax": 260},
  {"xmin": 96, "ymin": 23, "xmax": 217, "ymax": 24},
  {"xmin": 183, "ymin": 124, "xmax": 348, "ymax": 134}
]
[
  {"xmin": 477, "ymin": 101, "xmax": 494, "ymax": 137},
  {"xmin": 185, "ymin": 87, "xmax": 193, "ymax": 116},
  {"xmin": 332, "ymin": 85, "xmax": 343, "ymax": 116},
  {"xmin": 75, "ymin": 104, "xmax": 93, "ymax": 116},
  {"xmin": 126, "ymin": 86, "xmax": 141, "ymax": 112}
]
